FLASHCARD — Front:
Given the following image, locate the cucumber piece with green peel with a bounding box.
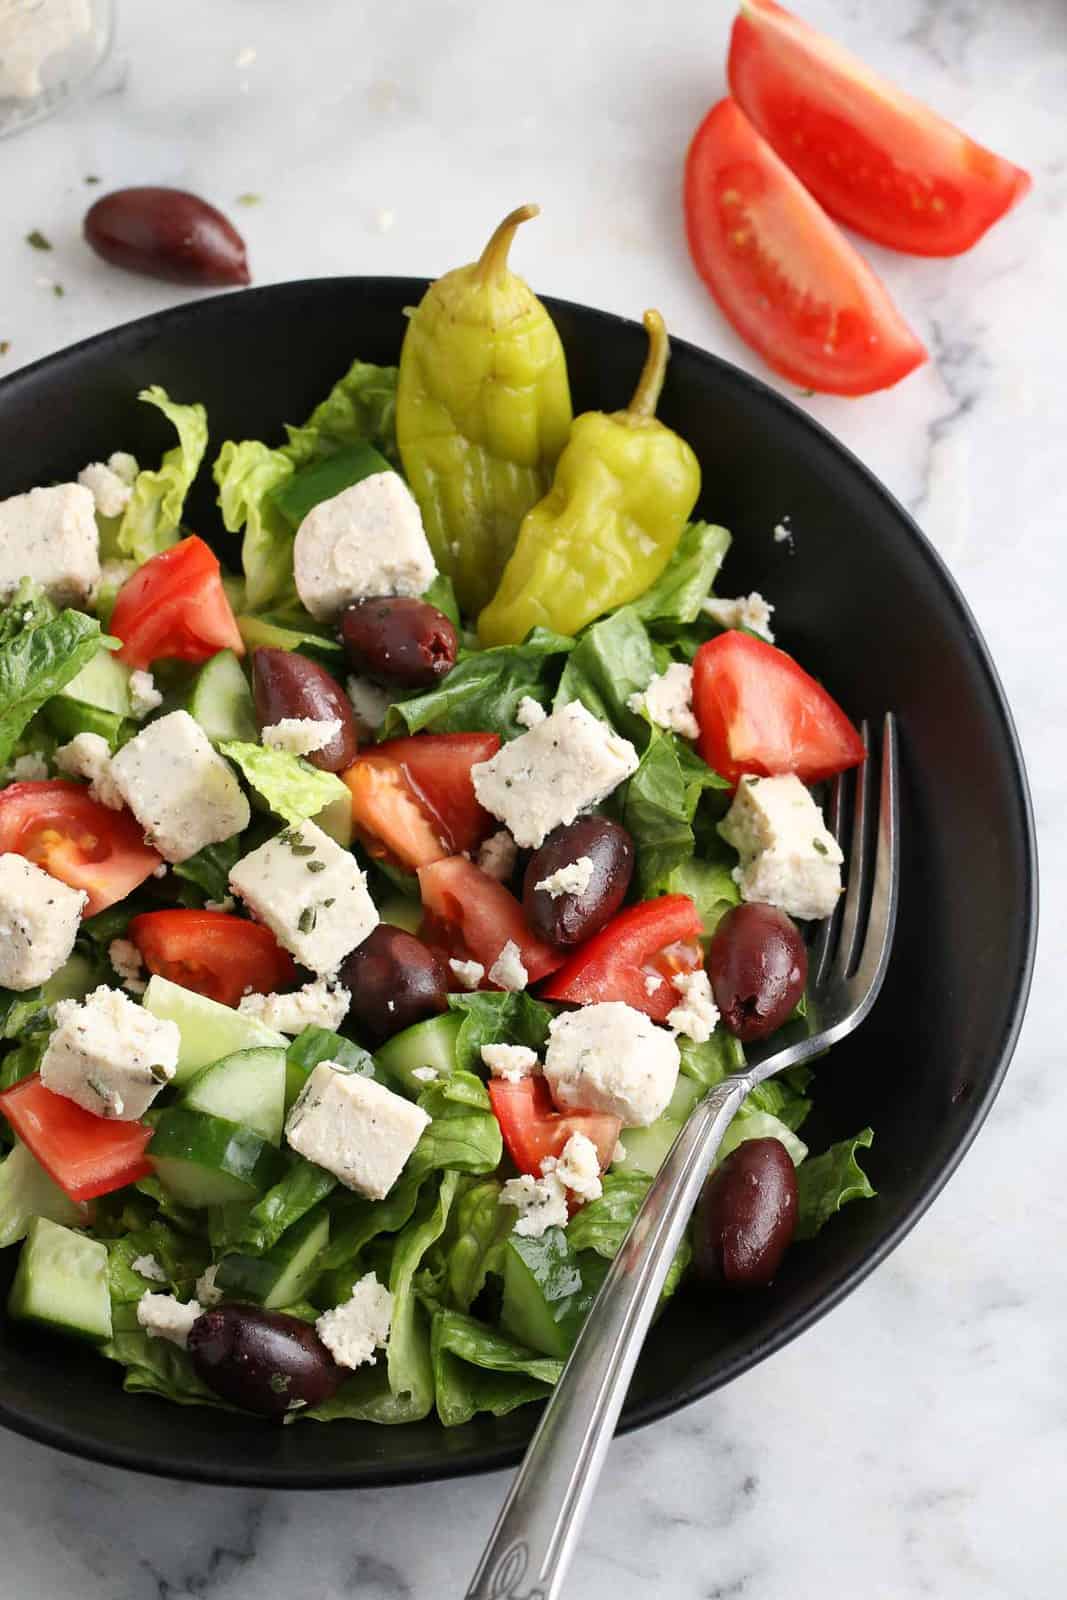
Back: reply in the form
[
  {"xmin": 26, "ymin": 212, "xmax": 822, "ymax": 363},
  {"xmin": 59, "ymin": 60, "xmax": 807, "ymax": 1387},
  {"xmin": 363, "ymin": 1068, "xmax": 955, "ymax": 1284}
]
[
  {"xmin": 500, "ymin": 1232, "xmax": 606, "ymax": 1360},
  {"xmin": 215, "ymin": 1207, "xmax": 329, "ymax": 1308},
  {"xmin": 8, "ymin": 1217, "xmax": 111, "ymax": 1342},
  {"xmin": 148, "ymin": 1108, "xmax": 282, "ymax": 1208},
  {"xmin": 375, "ymin": 895, "xmax": 422, "ymax": 936},
  {"xmin": 314, "ymin": 787, "xmax": 353, "ymax": 848},
  {"xmin": 236, "ymin": 614, "xmax": 343, "ymax": 658},
  {"xmin": 142, "ymin": 975, "xmax": 287, "ymax": 1085},
  {"xmin": 60, "ymin": 647, "xmax": 131, "ymax": 716},
  {"xmin": 186, "ymin": 649, "xmax": 257, "ymax": 743},
  {"xmin": 269, "ymin": 441, "xmax": 392, "ymax": 531},
  {"xmin": 613, "ymin": 1075, "xmax": 702, "ymax": 1178},
  {"xmin": 43, "ymin": 949, "xmax": 101, "ymax": 1007},
  {"xmin": 44, "ymin": 696, "xmax": 129, "ymax": 750},
  {"xmin": 0, "ymin": 1141, "xmax": 88, "ymax": 1250},
  {"xmin": 375, "ymin": 1012, "xmax": 462, "ymax": 1094},
  {"xmin": 180, "ymin": 1047, "xmax": 287, "ymax": 1145}
]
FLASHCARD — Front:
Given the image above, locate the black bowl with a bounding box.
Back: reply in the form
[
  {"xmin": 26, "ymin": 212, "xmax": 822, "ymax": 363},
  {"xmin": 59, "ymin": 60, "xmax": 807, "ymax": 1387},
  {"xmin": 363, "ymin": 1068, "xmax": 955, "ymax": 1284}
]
[{"xmin": 0, "ymin": 280, "xmax": 1037, "ymax": 1487}]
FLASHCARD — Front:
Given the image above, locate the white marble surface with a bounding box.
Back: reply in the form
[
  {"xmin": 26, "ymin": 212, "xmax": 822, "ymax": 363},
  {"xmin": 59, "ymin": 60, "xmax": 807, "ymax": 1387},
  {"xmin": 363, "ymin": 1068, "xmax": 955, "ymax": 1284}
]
[{"xmin": 0, "ymin": 0, "xmax": 1062, "ymax": 1594}]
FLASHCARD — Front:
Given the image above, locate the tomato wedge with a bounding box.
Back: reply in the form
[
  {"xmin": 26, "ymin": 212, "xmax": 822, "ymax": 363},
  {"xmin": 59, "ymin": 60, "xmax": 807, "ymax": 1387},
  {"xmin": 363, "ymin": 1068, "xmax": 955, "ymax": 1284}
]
[
  {"xmin": 729, "ymin": 0, "xmax": 1031, "ymax": 257},
  {"xmin": 344, "ymin": 733, "xmax": 500, "ymax": 871},
  {"xmin": 0, "ymin": 1076, "xmax": 153, "ymax": 1202},
  {"xmin": 417, "ymin": 856, "xmax": 564, "ymax": 986},
  {"xmin": 0, "ymin": 780, "xmax": 162, "ymax": 915},
  {"xmin": 684, "ymin": 97, "xmax": 926, "ymax": 395},
  {"xmin": 541, "ymin": 895, "xmax": 704, "ymax": 1022},
  {"xmin": 692, "ymin": 631, "xmax": 865, "ymax": 787},
  {"xmin": 488, "ymin": 1077, "xmax": 621, "ymax": 1183},
  {"xmin": 128, "ymin": 910, "xmax": 297, "ymax": 1008},
  {"xmin": 110, "ymin": 536, "xmax": 245, "ymax": 670}
]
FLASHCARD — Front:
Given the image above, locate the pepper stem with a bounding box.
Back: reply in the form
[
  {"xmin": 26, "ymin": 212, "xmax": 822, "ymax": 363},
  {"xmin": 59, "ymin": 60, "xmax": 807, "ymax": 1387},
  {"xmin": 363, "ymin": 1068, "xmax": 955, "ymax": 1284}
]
[
  {"xmin": 474, "ymin": 204, "xmax": 540, "ymax": 284},
  {"xmin": 628, "ymin": 310, "xmax": 670, "ymax": 419}
]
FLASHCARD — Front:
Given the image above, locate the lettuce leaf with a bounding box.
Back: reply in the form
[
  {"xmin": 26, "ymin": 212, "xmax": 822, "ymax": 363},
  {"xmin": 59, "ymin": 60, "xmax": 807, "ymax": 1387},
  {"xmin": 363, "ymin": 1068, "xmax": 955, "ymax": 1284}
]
[
  {"xmin": 614, "ymin": 727, "xmax": 729, "ymax": 896},
  {"xmin": 172, "ymin": 836, "xmax": 242, "ymax": 903},
  {"xmin": 567, "ymin": 1173, "xmax": 691, "ymax": 1301},
  {"xmin": 554, "ymin": 605, "xmax": 657, "ymax": 746},
  {"xmin": 431, "ymin": 1309, "xmax": 563, "ymax": 1427},
  {"xmin": 795, "ymin": 1128, "xmax": 876, "ymax": 1240},
  {"xmin": 408, "ymin": 1070, "xmax": 503, "ymax": 1180},
  {"xmin": 650, "ymin": 853, "xmax": 739, "ymax": 935},
  {"xmin": 0, "ymin": 599, "xmax": 107, "ymax": 766},
  {"xmin": 677, "ymin": 1029, "xmax": 746, "ymax": 1091},
  {"xmin": 448, "ymin": 991, "xmax": 555, "ymax": 1075},
  {"xmin": 102, "ymin": 1323, "xmax": 235, "ymax": 1412},
  {"xmin": 416, "ymin": 1176, "xmax": 513, "ymax": 1316},
  {"xmin": 282, "ymin": 359, "xmax": 399, "ymax": 470},
  {"xmin": 631, "ymin": 522, "xmax": 732, "ymax": 627},
  {"xmin": 116, "ymin": 388, "xmax": 208, "ymax": 565},
  {"xmin": 383, "ymin": 628, "xmax": 573, "ymax": 741},
  {"xmin": 210, "ymin": 1156, "xmax": 338, "ymax": 1258},
  {"xmin": 319, "ymin": 1169, "xmax": 423, "ymax": 1278},
  {"xmin": 218, "ymin": 740, "xmax": 348, "ymax": 826}
]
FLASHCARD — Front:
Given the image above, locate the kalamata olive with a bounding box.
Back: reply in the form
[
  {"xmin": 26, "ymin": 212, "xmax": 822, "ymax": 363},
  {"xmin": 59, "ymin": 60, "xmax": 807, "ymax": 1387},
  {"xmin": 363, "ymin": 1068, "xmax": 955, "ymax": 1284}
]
[
  {"xmin": 187, "ymin": 1303, "xmax": 342, "ymax": 1417},
  {"xmin": 341, "ymin": 597, "xmax": 458, "ymax": 689},
  {"xmin": 523, "ymin": 816, "xmax": 635, "ymax": 946},
  {"xmin": 340, "ymin": 923, "xmax": 447, "ymax": 1043},
  {"xmin": 84, "ymin": 187, "xmax": 251, "ymax": 287},
  {"xmin": 693, "ymin": 1138, "xmax": 798, "ymax": 1288},
  {"xmin": 253, "ymin": 647, "xmax": 358, "ymax": 773},
  {"xmin": 707, "ymin": 902, "xmax": 808, "ymax": 1042}
]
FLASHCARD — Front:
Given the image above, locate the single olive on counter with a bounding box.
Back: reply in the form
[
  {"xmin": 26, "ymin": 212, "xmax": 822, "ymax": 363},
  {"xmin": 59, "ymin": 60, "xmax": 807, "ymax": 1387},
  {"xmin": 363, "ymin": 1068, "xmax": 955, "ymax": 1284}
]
[
  {"xmin": 252, "ymin": 648, "xmax": 358, "ymax": 773},
  {"xmin": 340, "ymin": 924, "xmax": 448, "ymax": 1044},
  {"xmin": 693, "ymin": 1138, "xmax": 798, "ymax": 1289},
  {"xmin": 522, "ymin": 816, "xmax": 635, "ymax": 946},
  {"xmin": 84, "ymin": 187, "xmax": 250, "ymax": 286},
  {"xmin": 708, "ymin": 902, "xmax": 808, "ymax": 1042},
  {"xmin": 341, "ymin": 597, "xmax": 458, "ymax": 689},
  {"xmin": 187, "ymin": 1303, "xmax": 342, "ymax": 1417}
]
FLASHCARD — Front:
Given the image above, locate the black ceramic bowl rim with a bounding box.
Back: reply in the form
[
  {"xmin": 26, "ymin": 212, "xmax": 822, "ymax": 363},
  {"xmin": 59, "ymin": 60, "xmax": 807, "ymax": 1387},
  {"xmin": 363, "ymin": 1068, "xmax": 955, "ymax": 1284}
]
[{"xmin": 0, "ymin": 281, "xmax": 1038, "ymax": 1487}]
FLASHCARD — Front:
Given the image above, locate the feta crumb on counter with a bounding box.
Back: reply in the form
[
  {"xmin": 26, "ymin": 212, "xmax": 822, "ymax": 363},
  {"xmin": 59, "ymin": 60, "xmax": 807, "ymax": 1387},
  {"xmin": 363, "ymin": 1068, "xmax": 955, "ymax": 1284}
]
[
  {"xmin": 132, "ymin": 1253, "xmax": 167, "ymax": 1284},
  {"xmin": 55, "ymin": 732, "xmax": 124, "ymax": 810},
  {"xmin": 293, "ymin": 474, "xmax": 436, "ymax": 622},
  {"xmin": 262, "ymin": 717, "xmax": 341, "ymax": 757},
  {"xmin": 481, "ymin": 1043, "xmax": 540, "ymax": 1082},
  {"xmin": 108, "ymin": 937, "xmax": 146, "ymax": 996},
  {"xmin": 316, "ymin": 1272, "xmax": 393, "ymax": 1370},
  {"xmin": 719, "ymin": 773, "xmax": 843, "ymax": 921},
  {"xmin": 627, "ymin": 663, "xmax": 700, "ymax": 741},
  {"xmin": 477, "ymin": 829, "xmax": 518, "ymax": 883},
  {"xmin": 0, "ymin": 854, "xmax": 86, "ymax": 991},
  {"xmin": 488, "ymin": 939, "xmax": 528, "ymax": 992},
  {"xmin": 535, "ymin": 855, "xmax": 595, "ymax": 899},
  {"xmin": 238, "ymin": 978, "xmax": 351, "ymax": 1036},
  {"xmin": 137, "ymin": 1293, "xmax": 202, "ymax": 1349},
  {"xmin": 701, "ymin": 591, "xmax": 776, "ymax": 642},
  {"xmin": 515, "ymin": 695, "xmax": 547, "ymax": 729},
  {"xmin": 500, "ymin": 1170, "xmax": 569, "ymax": 1238},
  {"xmin": 544, "ymin": 1002, "xmax": 680, "ymax": 1127},
  {"xmin": 128, "ymin": 670, "xmax": 162, "ymax": 719},
  {"xmin": 666, "ymin": 969, "xmax": 720, "ymax": 1044}
]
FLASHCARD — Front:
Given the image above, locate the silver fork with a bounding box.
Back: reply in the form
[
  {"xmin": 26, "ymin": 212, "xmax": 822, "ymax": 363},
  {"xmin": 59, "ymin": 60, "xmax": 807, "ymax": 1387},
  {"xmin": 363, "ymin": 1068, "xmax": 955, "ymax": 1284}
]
[{"xmin": 466, "ymin": 714, "xmax": 899, "ymax": 1600}]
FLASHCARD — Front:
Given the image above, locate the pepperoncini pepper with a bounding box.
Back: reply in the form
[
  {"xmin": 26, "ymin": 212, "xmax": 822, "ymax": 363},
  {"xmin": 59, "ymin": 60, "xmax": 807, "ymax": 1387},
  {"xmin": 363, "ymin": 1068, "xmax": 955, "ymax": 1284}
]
[
  {"xmin": 477, "ymin": 310, "xmax": 701, "ymax": 647},
  {"xmin": 396, "ymin": 204, "xmax": 573, "ymax": 616}
]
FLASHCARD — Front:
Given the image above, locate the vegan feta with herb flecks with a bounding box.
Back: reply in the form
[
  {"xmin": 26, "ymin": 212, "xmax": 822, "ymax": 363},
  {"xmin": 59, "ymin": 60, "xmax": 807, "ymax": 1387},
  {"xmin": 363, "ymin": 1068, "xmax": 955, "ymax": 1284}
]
[
  {"xmin": 0, "ymin": 853, "xmax": 86, "ymax": 991},
  {"xmin": 477, "ymin": 830, "xmax": 518, "ymax": 883},
  {"xmin": 316, "ymin": 1272, "xmax": 393, "ymax": 1370},
  {"xmin": 293, "ymin": 473, "xmax": 437, "ymax": 622},
  {"xmin": 78, "ymin": 452, "xmax": 138, "ymax": 519},
  {"xmin": 132, "ymin": 1253, "xmax": 167, "ymax": 1283},
  {"xmin": 0, "ymin": 484, "xmax": 100, "ymax": 607},
  {"xmin": 111, "ymin": 711, "xmax": 250, "ymax": 863},
  {"xmin": 500, "ymin": 1170, "xmax": 568, "ymax": 1238},
  {"xmin": 487, "ymin": 939, "xmax": 528, "ymax": 992},
  {"xmin": 471, "ymin": 701, "xmax": 639, "ymax": 850},
  {"xmin": 481, "ymin": 1043, "xmax": 540, "ymax": 1082},
  {"xmin": 544, "ymin": 1002, "xmax": 680, "ymax": 1128},
  {"xmin": 136, "ymin": 1292, "xmax": 202, "ymax": 1349},
  {"xmin": 229, "ymin": 820, "xmax": 378, "ymax": 974},
  {"xmin": 238, "ymin": 978, "xmax": 351, "ymax": 1036},
  {"xmin": 108, "ymin": 937, "xmax": 146, "ymax": 996},
  {"xmin": 128, "ymin": 670, "xmax": 162, "ymax": 719},
  {"xmin": 549, "ymin": 1131, "xmax": 603, "ymax": 1203},
  {"xmin": 666, "ymin": 969, "xmax": 720, "ymax": 1044},
  {"xmin": 719, "ymin": 773, "xmax": 843, "ymax": 922},
  {"xmin": 449, "ymin": 957, "xmax": 485, "ymax": 990},
  {"xmin": 262, "ymin": 717, "xmax": 342, "ymax": 757},
  {"xmin": 535, "ymin": 855, "xmax": 595, "ymax": 899},
  {"xmin": 285, "ymin": 1061, "xmax": 429, "ymax": 1199},
  {"xmin": 41, "ymin": 985, "xmax": 180, "ymax": 1121},
  {"xmin": 54, "ymin": 732, "xmax": 124, "ymax": 810},
  {"xmin": 627, "ymin": 662, "xmax": 700, "ymax": 741},
  {"xmin": 701, "ymin": 591, "xmax": 776, "ymax": 642}
]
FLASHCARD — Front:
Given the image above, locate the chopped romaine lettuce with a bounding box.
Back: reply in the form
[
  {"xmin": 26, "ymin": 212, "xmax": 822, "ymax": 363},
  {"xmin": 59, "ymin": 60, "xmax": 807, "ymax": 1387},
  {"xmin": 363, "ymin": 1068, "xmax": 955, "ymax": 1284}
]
[
  {"xmin": 383, "ymin": 628, "xmax": 573, "ymax": 741},
  {"xmin": 218, "ymin": 740, "xmax": 348, "ymax": 826},
  {"xmin": 448, "ymin": 991, "xmax": 555, "ymax": 1076},
  {"xmin": 0, "ymin": 594, "xmax": 109, "ymax": 766},
  {"xmin": 116, "ymin": 388, "xmax": 208, "ymax": 565},
  {"xmin": 795, "ymin": 1129, "xmax": 876, "ymax": 1239}
]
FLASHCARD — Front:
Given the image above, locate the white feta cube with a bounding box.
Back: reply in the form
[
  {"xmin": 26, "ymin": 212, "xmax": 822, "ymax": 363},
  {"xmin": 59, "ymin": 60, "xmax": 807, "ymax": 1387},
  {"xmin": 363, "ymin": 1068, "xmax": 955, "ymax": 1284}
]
[
  {"xmin": 346, "ymin": 677, "xmax": 391, "ymax": 734},
  {"xmin": 237, "ymin": 978, "xmax": 351, "ymax": 1036},
  {"xmin": 262, "ymin": 717, "xmax": 341, "ymax": 757},
  {"xmin": 488, "ymin": 939, "xmax": 528, "ymax": 992},
  {"xmin": 41, "ymin": 985, "xmax": 179, "ymax": 1120},
  {"xmin": 719, "ymin": 773, "xmax": 843, "ymax": 921},
  {"xmin": 449, "ymin": 957, "xmax": 485, "ymax": 990},
  {"xmin": 0, "ymin": 854, "xmax": 86, "ymax": 990},
  {"xmin": 481, "ymin": 1043, "xmax": 540, "ymax": 1083},
  {"xmin": 549, "ymin": 1131, "xmax": 603, "ymax": 1203},
  {"xmin": 0, "ymin": 484, "xmax": 100, "ymax": 607},
  {"xmin": 315, "ymin": 1272, "xmax": 393, "ymax": 1370},
  {"xmin": 500, "ymin": 1170, "xmax": 568, "ymax": 1238},
  {"xmin": 627, "ymin": 663, "xmax": 700, "ymax": 741},
  {"xmin": 285, "ymin": 1062, "xmax": 429, "ymax": 1199},
  {"xmin": 476, "ymin": 830, "xmax": 518, "ymax": 883},
  {"xmin": 137, "ymin": 1292, "xmax": 202, "ymax": 1349},
  {"xmin": 701, "ymin": 591, "xmax": 775, "ymax": 642},
  {"xmin": 229, "ymin": 821, "xmax": 378, "ymax": 975},
  {"xmin": 111, "ymin": 711, "xmax": 250, "ymax": 864},
  {"xmin": 471, "ymin": 702, "xmax": 639, "ymax": 850},
  {"xmin": 54, "ymin": 732, "xmax": 124, "ymax": 810},
  {"xmin": 108, "ymin": 937, "xmax": 146, "ymax": 996},
  {"xmin": 666, "ymin": 969, "xmax": 720, "ymax": 1044},
  {"xmin": 544, "ymin": 1002, "xmax": 680, "ymax": 1128},
  {"xmin": 128, "ymin": 670, "xmax": 162, "ymax": 720},
  {"xmin": 293, "ymin": 473, "xmax": 436, "ymax": 622},
  {"xmin": 534, "ymin": 855, "xmax": 595, "ymax": 899},
  {"xmin": 78, "ymin": 460, "xmax": 134, "ymax": 519}
]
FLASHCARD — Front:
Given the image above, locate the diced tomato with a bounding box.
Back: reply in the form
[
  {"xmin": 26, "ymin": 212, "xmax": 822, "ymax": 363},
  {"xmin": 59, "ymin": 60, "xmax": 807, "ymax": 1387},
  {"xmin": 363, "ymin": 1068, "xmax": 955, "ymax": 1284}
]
[
  {"xmin": 110, "ymin": 536, "xmax": 245, "ymax": 670},
  {"xmin": 0, "ymin": 1075, "xmax": 153, "ymax": 1202},
  {"xmin": 128, "ymin": 909, "xmax": 296, "ymax": 1009},
  {"xmin": 684, "ymin": 97, "xmax": 926, "ymax": 395},
  {"xmin": 344, "ymin": 733, "xmax": 500, "ymax": 871},
  {"xmin": 417, "ymin": 856, "xmax": 564, "ymax": 986},
  {"xmin": 691, "ymin": 631, "xmax": 865, "ymax": 787},
  {"xmin": 541, "ymin": 895, "xmax": 704, "ymax": 1021},
  {"xmin": 729, "ymin": 0, "xmax": 1031, "ymax": 258},
  {"xmin": 488, "ymin": 1076, "xmax": 621, "ymax": 1185},
  {"xmin": 0, "ymin": 780, "xmax": 162, "ymax": 915}
]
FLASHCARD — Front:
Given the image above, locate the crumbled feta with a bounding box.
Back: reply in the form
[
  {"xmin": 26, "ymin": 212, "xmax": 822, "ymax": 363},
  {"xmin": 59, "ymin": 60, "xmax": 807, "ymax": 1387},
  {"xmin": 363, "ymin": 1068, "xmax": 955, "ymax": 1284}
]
[
  {"xmin": 107, "ymin": 451, "xmax": 139, "ymax": 486},
  {"xmin": 535, "ymin": 855, "xmax": 595, "ymax": 899},
  {"xmin": 515, "ymin": 696, "xmax": 547, "ymax": 729},
  {"xmin": 613, "ymin": 1139, "xmax": 627, "ymax": 1165},
  {"xmin": 481, "ymin": 1043, "xmax": 540, "ymax": 1083},
  {"xmin": 262, "ymin": 717, "xmax": 341, "ymax": 757},
  {"xmin": 0, "ymin": 854, "xmax": 86, "ymax": 991},
  {"xmin": 701, "ymin": 591, "xmax": 776, "ymax": 642},
  {"xmin": 10, "ymin": 752, "xmax": 49, "ymax": 781},
  {"xmin": 346, "ymin": 676, "xmax": 391, "ymax": 733},
  {"xmin": 293, "ymin": 473, "xmax": 437, "ymax": 622},
  {"xmin": 544, "ymin": 1002, "xmax": 680, "ymax": 1127},
  {"xmin": 627, "ymin": 663, "xmax": 700, "ymax": 740},
  {"xmin": 316, "ymin": 1272, "xmax": 393, "ymax": 1370},
  {"xmin": 477, "ymin": 829, "xmax": 518, "ymax": 883},
  {"xmin": 488, "ymin": 939, "xmax": 528, "ymax": 992},
  {"xmin": 449, "ymin": 957, "xmax": 485, "ymax": 990},
  {"xmin": 205, "ymin": 896, "xmax": 235, "ymax": 913},
  {"xmin": 229, "ymin": 821, "xmax": 378, "ymax": 975},
  {"xmin": 238, "ymin": 978, "xmax": 351, "ymax": 1036},
  {"xmin": 0, "ymin": 484, "xmax": 99, "ymax": 607},
  {"xmin": 500, "ymin": 1170, "xmax": 569, "ymax": 1238},
  {"xmin": 128, "ymin": 670, "xmax": 162, "ymax": 719},
  {"xmin": 195, "ymin": 1264, "xmax": 223, "ymax": 1307},
  {"xmin": 666, "ymin": 969, "xmax": 720, "ymax": 1044},
  {"xmin": 41, "ymin": 985, "xmax": 180, "ymax": 1121},
  {"xmin": 132, "ymin": 1253, "xmax": 167, "ymax": 1283},
  {"xmin": 410, "ymin": 1066, "xmax": 438, "ymax": 1084},
  {"xmin": 644, "ymin": 973, "xmax": 664, "ymax": 996},
  {"xmin": 54, "ymin": 732, "xmax": 124, "ymax": 810},
  {"xmin": 111, "ymin": 711, "xmax": 250, "ymax": 863},
  {"xmin": 285, "ymin": 1062, "xmax": 429, "ymax": 1199},
  {"xmin": 719, "ymin": 774, "xmax": 843, "ymax": 921},
  {"xmin": 550, "ymin": 1131, "xmax": 603, "ymax": 1203},
  {"xmin": 108, "ymin": 937, "xmax": 146, "ymax": 996},
  {"xmin": 137, "ymin": 1292, "xmax": 202, "ymax": 1349},
  {"xmin": 472, "ymin": 702, "xmax": 638, "ymax": 850},
  {"xmin": 78, "ymin": 460, "xmax": 133, "ymax": 519}
]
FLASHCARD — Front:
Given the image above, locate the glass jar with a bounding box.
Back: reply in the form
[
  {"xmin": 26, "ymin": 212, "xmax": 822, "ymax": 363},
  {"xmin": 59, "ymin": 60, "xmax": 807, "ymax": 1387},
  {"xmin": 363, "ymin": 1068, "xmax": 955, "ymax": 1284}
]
[{"xmin": 0, "ymin": 0, "xmax": 114, "ymax": 139}]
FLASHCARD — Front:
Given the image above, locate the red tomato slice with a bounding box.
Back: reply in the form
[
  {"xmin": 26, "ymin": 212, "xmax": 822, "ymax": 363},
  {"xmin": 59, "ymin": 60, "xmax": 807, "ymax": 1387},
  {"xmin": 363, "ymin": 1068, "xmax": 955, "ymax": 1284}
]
[
  {"xmin": 110, "ymin": 536, "xmax": 245, "ymax": 670},
  {"xmin": 0, "ymin": 1076, "xmax": 153, "ymax": 1202},
  {"xmin": 417, "ymin": 856, "xmax": 564, "ymax": 986},
  {"xmin": 691, "ymin": 631, "xmax": 865, "ymax": 787},
  {"xmin": 0, "ymin": 780, "xmax": 162, "ymax": 915},
  {"xmin": 541, "ymin": 895, "xmax": 704, "ymax": 1021},
  {"xmin": 488, "ymin": 1077, "xmax": 621, "ymax": 1183},
  {"xmin": 344, "ymin": 733, "xmax": 500, "ymax": 871},
  {"xmin": 729, "ymin": 0, "xmax": 1031, "ymax": 257},
  {"xmin": 128, "ymin": 910, "xmax": 297, "ymax": 1009},
  {"xmin": 684, "ymin": 97, "xmax": 926, "ymax": 395}
]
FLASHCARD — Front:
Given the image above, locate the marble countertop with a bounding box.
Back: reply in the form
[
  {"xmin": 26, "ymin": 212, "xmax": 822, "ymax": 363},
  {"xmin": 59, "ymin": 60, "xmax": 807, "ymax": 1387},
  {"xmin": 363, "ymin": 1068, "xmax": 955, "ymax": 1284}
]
[{"xmin": 0, "ymin": 0, "xmax": 1061, "ymax": 1594}]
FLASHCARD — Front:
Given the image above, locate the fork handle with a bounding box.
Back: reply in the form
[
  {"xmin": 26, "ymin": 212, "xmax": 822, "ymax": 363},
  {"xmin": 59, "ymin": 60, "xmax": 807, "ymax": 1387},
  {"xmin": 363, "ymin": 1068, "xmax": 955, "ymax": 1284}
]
[{"xmin": 464, "ymin": 1073, "xmax": 751, "ymax": 1600}]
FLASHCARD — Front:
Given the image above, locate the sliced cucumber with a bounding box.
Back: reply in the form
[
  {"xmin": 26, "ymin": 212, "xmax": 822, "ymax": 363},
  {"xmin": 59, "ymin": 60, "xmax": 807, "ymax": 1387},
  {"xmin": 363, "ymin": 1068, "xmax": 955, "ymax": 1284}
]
[
  {"xmin": 376, "ymin": 1012, "xmax": 462, "ymax": 1094},
  {"xmin": 187, "ymin": 649, "xmax": 257, "ymax": 743},
  {"xmin": 142, "ymin": 975, "xmax": 287, "ymax": 1086},
  {"xmin": 500, "ymin": 1231, "xmax": 602, "ymax": 1360},
  {"xmin": 44, "ymin": 696, "xmax": 128, "ymax": 751},
  {"xmin": 314, "ymin": 786, "xmax": 353, "ymax": 848},
  {"xmin": 376, "ymin": 894, "xmax": 422, "ymax": 936},
  {"xmin": 60, "ymin": 647, "xmax": 131, "ymax": 716},
  {"xmin": 215, "ymin": 1206, "xmax": 329, "ymax": 1309},
  {"xmin": 270, "ymin": 442, "xmax": 392, "ymax": 530},
  {"xmin": 148, "ymin": 1108, "xmax": 282, "ymax": 1208},
  {"xmin": 716, "ymin": 1109, "xmax": 808, "ymax": 1169},
  {"xmin": 42, "ymin": 949, "xmax": 100, "ymax": 1007},
  {"xmin": 180, "ymin": 1047, "xmax": 287, "ymax": 1145},
  {"xmin": 614, "ymin": 1075, "xmax": 702, "ymax": 1178},
  {"xmin": 8, "ymin": 1217, "xmax": 111, "ymax": 1342},
  {"xmin": 0, "ymin": 1141, "xmax": 88, "ymax": 1250},
  {"xmin": 236, "ymin": 614, "xmax": 342, "ymax": 658}
]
